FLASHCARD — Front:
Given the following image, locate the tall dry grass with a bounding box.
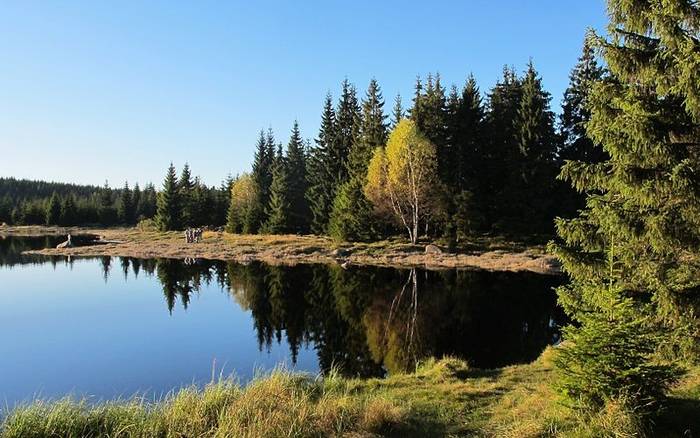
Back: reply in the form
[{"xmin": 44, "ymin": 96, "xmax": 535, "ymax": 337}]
[
  {"xmin": 0, "ymin": 370, "xmax": 405, "ymax": 438},
  {"xmin": 3, "ymin": 355, "xmax": 698, "ymax": 437}
]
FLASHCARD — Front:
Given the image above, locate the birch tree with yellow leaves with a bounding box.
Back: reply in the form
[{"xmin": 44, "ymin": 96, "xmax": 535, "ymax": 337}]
[{"xmin": 365, "ymin": 119, "xmax": 442, "ymax": 244}]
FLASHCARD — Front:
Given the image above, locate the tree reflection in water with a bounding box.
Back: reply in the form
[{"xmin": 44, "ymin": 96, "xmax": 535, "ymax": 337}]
[{"xmin": 28, "ymin": 251, "xmax": 567, "ymax": 377}]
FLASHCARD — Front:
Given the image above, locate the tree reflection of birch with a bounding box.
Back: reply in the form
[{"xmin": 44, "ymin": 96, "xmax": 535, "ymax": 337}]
[{"xmin": 384, "ymin": 268, "xmax": 420, "ymax": 368}]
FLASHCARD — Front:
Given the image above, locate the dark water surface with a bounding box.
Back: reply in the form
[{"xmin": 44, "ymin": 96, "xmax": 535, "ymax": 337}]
[{"xmin": 0, "ymin": 235, "xmax": 565, "ymax": 408}]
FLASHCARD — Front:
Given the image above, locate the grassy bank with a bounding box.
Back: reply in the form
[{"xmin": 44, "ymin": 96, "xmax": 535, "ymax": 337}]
[
  {"xmin": 2, "ymin": 352, "xmax": 698, "ymax": 437},
  {"xmin": 3, "ymin": 225, "xmax": 561, "ymax": 274}
]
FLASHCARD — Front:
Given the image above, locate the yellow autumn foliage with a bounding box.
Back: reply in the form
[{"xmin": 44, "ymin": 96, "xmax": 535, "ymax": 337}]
[
  {"xmin": 227, "ymin": 173, "xmax": 258, "ymax": 233},
  {"xmin": 365, "ymin": 119, "xmax": 440, "ymax": 243}
]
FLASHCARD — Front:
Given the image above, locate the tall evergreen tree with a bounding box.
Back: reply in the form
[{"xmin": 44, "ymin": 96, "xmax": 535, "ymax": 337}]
[
  {"xmin": 191, "ymin": 177, "xmax": 210, "ymax": 226},
  {"xmin": 0, "ymin": 195, "xmax": 11, "ymax": 225},
  {"xmin": 131, "ymin": 183, "xmax": 142, "ymax": 221},
  {"xmin": 307, "ymin": 93, "xmax": 338, "ymax": 234},
  {"xmin": 411, "ymin": 74, "xmax": 450, "ymax": 186},
  {"xmin": 391, "ymin": 93, "xmax": 404, "ymax": 129},
  {"xmin": 178, "ymin": 163, "xmax": 195, "ymax": 227},
  {"xmin": 328, "ymin": 177, "xmax": 376, "ymax": 242},
  {"xmin": 441, "ymin": 85, "xmax": 464, "ymax": 242},
  {"xmin": 558, "ymin": 35, "xmax": 608, "ymax": 218},
  {"xmin": 139, "ymin": 183, "xmax": 158, "ymax": 219},
  {"xmin": 45, "ymin": 192, "xmax": 61, "ymax": 226},
  {"xmin": 550, "ymin": 0, "xmax": 700, "ymax": 417},
  {"xmin": 506, "ymin": 61, "xmax": 558, "ymax": 233},
  {"xmin": 347, "ymin": 78, "xmax": 388, "ymax": 178},
  {"xmin": 262, "ymin": 145, "xmax": 290, "ymax": 234},
  {"xmin": 245, "ymin": 129, "xmax": 275, "ymax": 233},
  {"xmin": 329, "ymin": 79, "xmax": 386, "ymax": 241},
  {"xmin": 485, "ymin": 66, "xmax": 523, "ymax": 229},
  {"xmin": 409, "ymin": 76, "xmax": 424, "ymax": 122},
  {"xmin": 59, "ymin": 194, "xmax": 78, "ymax": 225},
  {"xmin": 155, "ymin": 163, "xmax": 182, "ymax": 231},
  {"xmin": 448, "ymin": 76, "xmax": 486, "ymax": 235},
  {"xmin": 517, "ymin": 62, "xmax": 556, "ymax": 163},
  {"xmin": 285, "ymin": 121, "xmax": 310, "ymax": 233},
  {"xmin": 117, "ymin": 181, "xmax": 134, "ymax": 224},
  {"xmin": 560, "ymin": 34, "xmax": 606, "ymax": 163},
  {"xmin": 98, "ymin": 181, "xmax": 112, "ymax": 210},
  {"xmin": 447, "ymin": 84, "xmax": 462, "ymax": 154},
  {"xmin": 334, "ymin": 79, "xmax": 360, "ymax": 186},
  {"xmin": 98, "ymin": 180, "xmax": 117, "ymax": 225},
  {"xmin": 409, "ymin": 74, "xmax": 451, "ymax": 238},
  {"xmin": 455, "ymin": 76, "xmax": 485, "ymax": 192},
  {"xmin": 216, "ymin": 175, "xmax": 235, "ymax": 226}
]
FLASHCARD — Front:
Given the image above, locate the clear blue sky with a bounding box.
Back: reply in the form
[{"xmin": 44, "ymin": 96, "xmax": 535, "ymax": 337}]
[{"xmin": 0, "ymin": 0, "xmax": 608, "ymax": 188}]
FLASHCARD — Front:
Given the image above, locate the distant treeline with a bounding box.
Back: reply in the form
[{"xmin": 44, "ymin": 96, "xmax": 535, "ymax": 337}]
[
  {"xmin": 0, "ymin": 178, "xmax": 101, "ymax": 201},
  {"xmin": 0, "ymin": 177, "xmax": 157, "ymax": 226},
  {"xmin": 0, "ymin": 171, "xmax": 233, "ymax": 228}
]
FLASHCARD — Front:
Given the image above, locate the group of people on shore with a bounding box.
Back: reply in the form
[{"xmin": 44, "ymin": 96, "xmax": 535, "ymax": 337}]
[{"xmin": 184, "ymin": 228, "xmax": 203, "ymax": 243}]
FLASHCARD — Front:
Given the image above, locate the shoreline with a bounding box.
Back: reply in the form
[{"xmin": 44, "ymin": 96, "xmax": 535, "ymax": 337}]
[{"xmin": 2, "ymin": 225, "xmax": 562, "ymax": 275}]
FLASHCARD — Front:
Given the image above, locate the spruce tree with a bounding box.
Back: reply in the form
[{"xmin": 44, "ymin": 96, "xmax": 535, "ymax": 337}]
[
  {"xmin": 191, "ymin": 177, "xmax": 210, "ymax": 226},
  {"xmin": 99, "ymin": 181, "xmax": 112, "ymax": 210},
  {"xmin": 132, "ymin": 183, "xmax": 142, "ymax": 221},
  {"xmin": 484, "ymin": 67, "xmax": 522, "ymax": 229},
  {"xmin": 245, "ymin": 129, "xmax": 275, "ymax": 233},
  {"xmin": 449, "ymin": 76, "xmax": 486, "ymax": 235},
  {"xmin": 216, "ymin": 175, "xmax": 234, "ymax": 226},
  {"xmin": 517, "ymin": 62, "xmax": 556, "ymax": 163},
  {"xmin": 0, "ymin": 195, "xmax": 11, "ymax": 225},
  {"xmin": 59, "ymin": 194, "xmax": 77, "ymax": 225},
  {"xmin": 558, "ymin": 35, "xmax": 608, "ymax": 217},
  {"xmin": 409, "ymin": 74, "xmax": 451, "ymax": 238},
  {"xmin": 559, "ymin": 34, "xmax": 606, "ymax": 163},
  {"xmin": 285, "ymin": 121, "xmax": 310, "ymax": 233},
  {"xmin": 334, "ymin": 79, "xmax": 360, "ymax": 186},
  {"xmin": 455, "ymin": 76, "xmax": 485, "ymax": 192},
  {"xmin": 412, "ymin": 74, "xmax": 450, "ymax": 186},
  {"xmin": 117, "ymin": 181, "xmax": 134, "ymax": 224},
  {"xmin": 155, "ymin": 163, "xmax": 182, "ymax": 231},
  {"xmin": 329, "ymin": 79, "xmax": 386, "ymax": 241},
  {"xmin": 347, "ymin": 79, "xmax": 387, "ymax": 178},
  {"xmin": 551, "ymin": 0, "xmax": 700, "ymax": 416},
  {"xmin": 139, "ymin": 183, "xmax": 157, "ymax": 219},
  {"xmin": 262, "ymin": 145, "xmax": 290, "ymax": 234},
  {"xmin": 502, "ymin": 61, "xmax": 559, "ymax": 234},
  {"xmin": 554, "ymin": 247, "xmax": 681, "ymax": 411},
  {"xmin": 45, "ymin": 192, "xmax": 61, "ymax": 226},
  {"xmin": 307, "ymin": 93, "xmax": 338, "ymax": 234},
  {"xmin": 447, "ymin": 84, "xmax": 462, "ymax": 156},
  {"xmin": 442, "ymin": 85, "xmax": 464, "ymax": 242},
  {"xmin": 98, "ymin": 181, "xmax": 117, "ymax": 225},
  {"xmin": 328, "ymin": 177, "xmax": 376, "ymax": 242},
  {"xmin": 409, "ymin": 76, "xmax": 424, "ymax": 123},
  {"xmin": 391, "ymin": 93, "xmax": 404, "ymax": 129},
  {"xmin": 178, "ymin": 163, "xmax": 195, "ymax": 227}
]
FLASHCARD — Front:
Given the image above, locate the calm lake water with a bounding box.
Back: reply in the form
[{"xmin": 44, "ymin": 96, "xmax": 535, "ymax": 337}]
[{"xmin": 0, "ymin": 235, "xmax": 565, "ymax": 408}]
